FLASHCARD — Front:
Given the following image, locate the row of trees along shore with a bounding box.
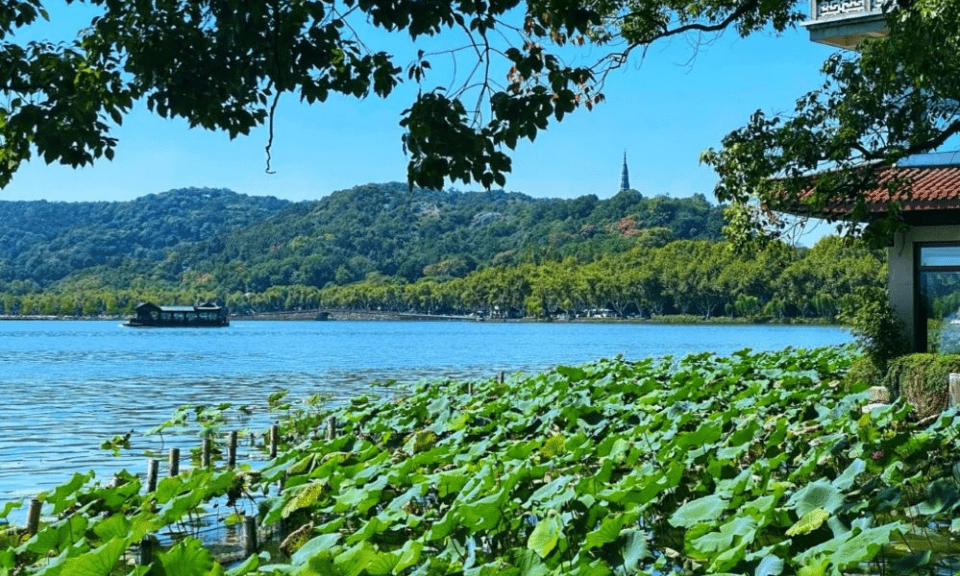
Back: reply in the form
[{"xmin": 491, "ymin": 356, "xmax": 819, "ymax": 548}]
[{"xmin": 0, "ymin": 236, "xmax": 884, "ymax": 322}]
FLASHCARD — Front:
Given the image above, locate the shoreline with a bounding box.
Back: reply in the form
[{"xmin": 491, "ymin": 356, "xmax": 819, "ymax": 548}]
[{"xmin": 0, "ymin": 311, "xmax": 838, "ymax": 326}]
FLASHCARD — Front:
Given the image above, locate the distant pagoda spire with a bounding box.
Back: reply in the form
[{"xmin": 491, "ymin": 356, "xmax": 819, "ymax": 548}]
[{"xmin": 619, "ymin": 151, "xmax": 631, "ymax": 191}]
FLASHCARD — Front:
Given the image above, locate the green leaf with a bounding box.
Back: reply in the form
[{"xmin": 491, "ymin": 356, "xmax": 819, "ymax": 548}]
[
  {"xmin": 754, "ymin": 554, "xmax": 784, "ymax": 576},
  {"xmin": 0, "ymin": 500, "xmax": 22, "ymax": 520},
  {"xmin": 527, "ymin": 515, "xmax": 561, "ymax": 559},
  {"xmin": 508, "ymin": 548, "xmax": 551, "ymax": 576},
  {"xmin": 556, "ymin": 365, "xmax": 586, "ymax": 381},
  {"xmin": 282, "ymin": 481, "xmax": 325, "ymax": 518},
  {"xmin": 786, "ymin": 508, "xmax": 830, "ymax": 536},
  {"xmin": 584, "ymin": 513, "xmax": 634, "ymax": 550},
  {"xmin": 831, "ymin": 458, "xmax": 865, "ymax": 490},
  {"xmin": 60, "ymin": 538, "xmax": 128, "ymax": 576},
  {"xmin": 334, "ymin": 541, "xmax": 377, "ymax": 576},
  {"xmin": 829, "ymin": 523, "xmax": 902, "ymax": 569},
  {"xmin": 48, "ymin": 472, "xmax": 95, "ymax": 515},
  {"xmin": 291, "ymin": 533, "xmax": 340, "ymax": 566},
  {"xmin": 789, "ymin": 480, "xmax": 844, "ymax": 517},
  {"xmin": 669, "ymin": 495, "xmax": 728, "ymax": 528},
  {"xmin": 619, "ymin": 528, "xmax": 649, "ymax": 573},
  {"xmin": 92, "ymin": 514, "xmax": 130, "ymax": 541},
  {"xmin": 917, "ymin": 479, "xmax": 958, "ymax": 515},
  {"xmin": 367, "ymin": 551, "xmax": 400, "ymax": 576},
  {"xmin": 225, "ymin": 553, "xmax": 263, "ymax": 576},
  {"xmin": 392, "ymin": 540, "xmax": 423, "ymax": 575},
  {"xmin": 797, "ymin": 557, "xmax": 829, "ymax": 576},
  {"xmin": 155, "ymin": 538, "xmax": 215, "ymax": 576},
  {"xmin": 889, "ymin": 550, "xmax": 931, "ymax": 575}
]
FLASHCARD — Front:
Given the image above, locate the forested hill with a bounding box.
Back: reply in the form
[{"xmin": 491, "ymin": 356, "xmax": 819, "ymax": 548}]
[
  {"xmin": 0, "ymin": 183, "xmax": 724, "ymax": 293},
  {"xmin": 0, "ymin": 188, "xmax": 290, "ymax": 289}
]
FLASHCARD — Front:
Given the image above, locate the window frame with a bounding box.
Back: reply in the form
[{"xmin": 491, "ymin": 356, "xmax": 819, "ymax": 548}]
[{"xmin": 915, "ymin": 242, "xmax": 960, "ymax": 352}]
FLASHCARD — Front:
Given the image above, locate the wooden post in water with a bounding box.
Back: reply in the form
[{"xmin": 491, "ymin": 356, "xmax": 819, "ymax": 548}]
[
  {"xmin": 950, "ymin": 373, "xmax": 960, "ymax": 408},
  {"xmin": 138, "ymin": 536, "xmax": 154, "ymax": 566},
  {"xmin": 243, "ymin": 515, "xmax": 258, "ymax": 555},
  {"xmin": 202, "ymin": 437, "xmax": 212, "ymax": 468},
  {"xmin": 325, "ymin": 417, "xmax": 337, "ymax": 440},
  {"xmin": 498, "ymin": 371, "xmax": 505, "ymax": 384},
  {"xmin": 270, "ymin": 423, "xmax": 279, "ymax": 458},
  {"xmin": 169, "ymin": 448, "xmax": 180, "ymax": 477},
  {"xmin": 147, "ymin": 458, "xmax": 159, "ymax": 492},
  {"xmin": 26, "ymin": 498, "xmax": 41, "ymax": 535},
  {"xmin": 228, "ymin": 431, "xmax": 239, "ymax": 468}
]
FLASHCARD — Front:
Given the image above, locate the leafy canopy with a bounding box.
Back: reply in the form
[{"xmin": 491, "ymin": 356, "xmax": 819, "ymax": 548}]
[{"xmin": 0, "ymin": 0, "xmax": 805, "ymax": 190}]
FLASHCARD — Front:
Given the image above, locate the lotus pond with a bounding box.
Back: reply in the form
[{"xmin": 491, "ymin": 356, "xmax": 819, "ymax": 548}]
[{"xmin": 2, "ymin": 345, "xmax": 959, "ymax": 576}]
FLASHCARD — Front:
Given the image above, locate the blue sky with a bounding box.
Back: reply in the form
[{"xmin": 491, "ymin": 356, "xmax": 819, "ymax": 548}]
[{"xmin": 3, "ymin": 3, "xmax": 838, "ymax": 207}]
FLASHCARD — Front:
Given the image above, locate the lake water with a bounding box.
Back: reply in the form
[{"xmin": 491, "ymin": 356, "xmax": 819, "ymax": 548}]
[{"xmin": 0, "ymin": 320, "xmax": 851, "ymax": 505}]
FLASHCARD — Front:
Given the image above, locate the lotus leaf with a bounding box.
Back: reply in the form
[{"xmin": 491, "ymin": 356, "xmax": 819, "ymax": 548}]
[
  {"xmin": 619, "ymin": 528, "xmax": 649, "ymax": 573},
  {"xmin": 155, "ymin": 538, "xmax": 215, "ymax": 576},
  {"xmin": 889, "ymin": 550, "xmax": 931, "ymax": 575},
  {"xmin": 668, "ymin": 494, "xmax": 728, "ymax": 528},
  {"xmin": 282, "ymin": 481, "xmax": 325, "ymax": 518},
  {"xmin": 583, "ymin": 512, "xmax": 638, "ymax": 550},
  {"xmin": 917, "ymin": 479, "xmax": 959, "ymax": 515},
  {"xmin": 754, "ymin": 554, "xmax": 784, "ymax": 576},
  {"xmin": 788, "ymin": 480, "xmax": 844, "ymax": 517},
  {"xmin": 527, "ymin": 515, "xmax": 562, "ymax": 558},
  {"xmin": 786, "ymin": 508, "xmax": 829, "ymax": 536},
  {"xmin": 59, "ymin": 538, "xmax": 129, "ymax": 576},
  {"xmin": 334, "ymin": 541, "xmax": 379, "ymax": 576},
  {"xmin": 831, "ymin": 458, "xmax": 865, "ymax": 491}
]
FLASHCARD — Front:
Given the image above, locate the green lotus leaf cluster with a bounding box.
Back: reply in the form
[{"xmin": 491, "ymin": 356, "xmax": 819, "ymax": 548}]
[{"xmin": 3, "ymin": 345, "xmax": 960, "ymax": 576}]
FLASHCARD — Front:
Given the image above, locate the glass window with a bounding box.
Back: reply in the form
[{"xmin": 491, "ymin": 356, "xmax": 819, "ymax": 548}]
[
  {"xmin": 918, "ymin": 244, "xmax": 960, "ymax": 353},
  {"xmin": 920, "ymin": 245, "xmax": 960, "ymax": 268}
]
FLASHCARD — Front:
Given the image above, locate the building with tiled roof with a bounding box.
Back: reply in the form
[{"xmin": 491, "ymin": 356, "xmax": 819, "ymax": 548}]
[
  {"xmin": 783, "ymin": 153, "xmax": 960, "ymax": 352},
  {"xmin": 800, "ymin": 0, "xmax": 960, "ymax": 354}
]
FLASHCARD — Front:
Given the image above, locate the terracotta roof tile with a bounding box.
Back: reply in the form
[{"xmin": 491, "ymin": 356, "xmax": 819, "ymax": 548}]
[
  {"xmin": 874, "ymin": 165, "xmax": 960, "ymax": 211},
  {"xmin": 786, "ymin": 163, "xmax": 960, "ymax": 219}
]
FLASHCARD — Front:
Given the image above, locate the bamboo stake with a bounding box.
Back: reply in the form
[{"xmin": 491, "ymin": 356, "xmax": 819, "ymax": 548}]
[
  {"xmin": 139, "ymin": 536, "xmax": 154, "ymax": 566},
  {"xmin": 26, "ymin": 498, "xmax": 41, "ymax": 535},
  {"xmin": 147, "ymin": 458, "xmax": 159, "ymax": 492},
  {"xmin": 243, "ymin": 515, "xmax": 258, "ymax": 555},
  {"xmin": 228, "ymin": 430, "xmax": 239, "ymax": 468},
  {"xmin": 169, "ymin": 448, "xmax": 180, "ymax": 477},
  {"xmin": 270, "ymin": 423, "xmax": 279, "ymax": 458},
  {"xmin": 202, "ymin": 437, "xmax": 212, "ymax": 468}
]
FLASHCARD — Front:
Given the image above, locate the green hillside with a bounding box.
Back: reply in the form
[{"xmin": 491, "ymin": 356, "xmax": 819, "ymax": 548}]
[{"xmin": 0, "ymin": 183, "xmax": 724, "ymax": 295}]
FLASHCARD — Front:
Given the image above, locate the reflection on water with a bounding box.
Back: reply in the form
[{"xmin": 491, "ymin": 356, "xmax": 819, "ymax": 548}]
[{"xmin": 0, "ymin": 320, "xmax": 851, "ymax": 504}]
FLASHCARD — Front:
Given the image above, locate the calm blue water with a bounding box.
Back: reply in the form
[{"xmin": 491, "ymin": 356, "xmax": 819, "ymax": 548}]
[{"xmin": 0, "ymin": 320, "xmax": 851, "ymax": 505}]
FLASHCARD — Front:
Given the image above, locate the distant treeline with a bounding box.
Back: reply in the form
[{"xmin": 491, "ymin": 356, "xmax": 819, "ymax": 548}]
[{"xmin": 0, "ymin": 236, "xmax": 885, "ymax": 322}]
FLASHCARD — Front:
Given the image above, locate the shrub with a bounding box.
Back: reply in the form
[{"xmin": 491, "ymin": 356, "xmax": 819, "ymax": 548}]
[
  {"xmin": 842, "ymin": 354, "xmax": 883, "ymax": 390},
  {"xmin": 839, "ymin": 286, "xmax": 909, "ymax": 372},
  {"xmin": 885, "ymin": 353, "xmax": 960, "ymax": 420}
]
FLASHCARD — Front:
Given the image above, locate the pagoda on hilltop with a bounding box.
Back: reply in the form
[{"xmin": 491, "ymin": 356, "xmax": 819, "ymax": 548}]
[{"xmin": 619, "ymin": 151, "xmax": 631, "ymax": 192}]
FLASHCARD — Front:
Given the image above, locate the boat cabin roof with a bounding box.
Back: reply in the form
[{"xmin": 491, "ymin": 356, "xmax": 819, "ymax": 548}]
[{"xmin": 135, "ymin": 301, "xmax": 223, "ymax": 313}]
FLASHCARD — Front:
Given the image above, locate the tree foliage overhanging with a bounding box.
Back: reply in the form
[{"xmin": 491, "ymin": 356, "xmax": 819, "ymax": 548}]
[
  {"xmin": 1, "ymin": 0, "xmax": 806, "ymax": 192},
  {"xmin": 4, "ymin": 0, "xmax": 960, "ymax": 243}
]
